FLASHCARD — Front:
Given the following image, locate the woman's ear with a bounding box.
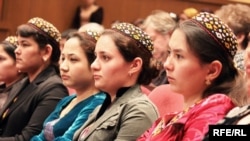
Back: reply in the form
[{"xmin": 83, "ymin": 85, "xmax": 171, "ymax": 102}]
[
  {"xmin": 236, "ymin": 33, "xmax": 245, "ymax": 46},
  {"xmin": 42, "ymin": 44, "xmax": 53, "ymax": 62},
  {"xmin": 206, "ymin": 60, "xmax": 222, "ymax": 82},
  {"xmin": 129, "ymin": 57, "xmax": 143, "ymax": 75}
]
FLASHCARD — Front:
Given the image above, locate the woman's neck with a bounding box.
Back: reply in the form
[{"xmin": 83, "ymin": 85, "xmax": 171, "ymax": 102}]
[
  {"xmin": 75, "ymin": 85, "xmax": 100, "ymax": 103},
  {"xmin": 183, "ymin": 94, "xmax": 202, "ymax": 110},
  {"xmin": 108, "ymin": 86, "xmax": 132, "ymax": 102},
  {"xmin": 28, "ymin": 64, "xmax": 49, "ymax": 82}
]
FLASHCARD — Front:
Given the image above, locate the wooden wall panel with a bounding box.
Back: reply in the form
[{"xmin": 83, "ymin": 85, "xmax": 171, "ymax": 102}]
[
  {"xmin": 0, "ymin": 0, "xmax": 81, "ymax": 40},
  {"xmin": 96, "ymin": 0, "xmax": 223, "ymax": 28},
  {"xmin": 0, "ymin": 0, "xmax": 249, "ymax": 41}
]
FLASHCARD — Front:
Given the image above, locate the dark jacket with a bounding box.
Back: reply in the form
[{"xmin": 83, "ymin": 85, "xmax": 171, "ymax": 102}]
[
  {"xmin": 0, "ymin": 66, "xmax": 68, "ymax": 141},
  {"xmin": 71, "ymin": 5, "xmax": 104, "ymax": 29}
]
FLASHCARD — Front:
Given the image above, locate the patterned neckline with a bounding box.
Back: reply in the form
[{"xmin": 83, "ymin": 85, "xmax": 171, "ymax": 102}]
[{"xmin": 152, "ymin": 99, "xmax": 203, "ymax": 136}]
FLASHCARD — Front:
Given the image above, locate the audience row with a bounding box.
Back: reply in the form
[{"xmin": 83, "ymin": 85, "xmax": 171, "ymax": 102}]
[{"xmin": 0, "ymin": 3, "xmax": 250, "ymax": 141}]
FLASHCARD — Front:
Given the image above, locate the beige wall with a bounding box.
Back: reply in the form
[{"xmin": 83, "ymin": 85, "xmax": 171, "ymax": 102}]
[{"xmin": 0, "ymin": 0, "xmax": 248, "ymax": 40}]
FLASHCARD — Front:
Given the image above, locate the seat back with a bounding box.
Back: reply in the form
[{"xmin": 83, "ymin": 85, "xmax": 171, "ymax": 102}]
[{"xmin": 148, "ymin": 84, "xmax": 184, "ymax": 117}]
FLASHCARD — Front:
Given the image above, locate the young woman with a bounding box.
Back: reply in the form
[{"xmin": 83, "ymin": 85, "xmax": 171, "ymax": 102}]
[
  {"xmin": 0, "ymin": 17, "xmax": 68, "ymax": 141},
  {"xmin": 137, "ymin": 12, "xmax": 249, "ymax": 141},
  {"xmin": 202, "ymin": 32, "xmax": 250, "ymax": 140},
  {"xmin": 74, "ymin": 22, "xmax": 160, "ymax": 141},
  {"xmin": 0, "ymin": 36, "xmax": 25, "ymax": 110},
  {"xmin": 31, "ymin": 31, "xmax": 106, "ymax": 141}
]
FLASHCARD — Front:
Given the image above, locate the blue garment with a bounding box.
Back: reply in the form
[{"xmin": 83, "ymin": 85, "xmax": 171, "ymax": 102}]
[{"xmin": 31, "ymin": 92, "xmax": 106, "ymax": 141}]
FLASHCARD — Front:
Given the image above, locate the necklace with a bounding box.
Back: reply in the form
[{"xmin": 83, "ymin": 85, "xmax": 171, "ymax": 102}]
[{"xmin": 152, "ymin": 99, "xmax": 203, "ymax": 136}]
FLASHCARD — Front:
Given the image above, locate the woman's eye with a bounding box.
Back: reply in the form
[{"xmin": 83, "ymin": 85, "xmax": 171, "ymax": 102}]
[
  {"xmin": 61, "ymin": 57, "xmax": 65, "ymax": 61},
  {"xmin": 176, "ymin": 54, "xmax": 183, "ymax": 59},
  {"xmin": 102, "ymin": 55, "xmax": 110, "ymax": 61},
  {"xmin": 0, "ymin": 56, "xmax": 5, "ymax": 61},
  {"xmin": 19, "ymin": 43, "xmax": 29, "ymax": 47},
  {"xmin": 70, "ymin": 58, "xmax": 78, "ymax": 62},
  {"xmin": 166, "ymin": 50, "xmax": 171, "ymax": 56},
  {"xmin": 69, "ymin": 56, "xmax": 78, "ymax": 62}
]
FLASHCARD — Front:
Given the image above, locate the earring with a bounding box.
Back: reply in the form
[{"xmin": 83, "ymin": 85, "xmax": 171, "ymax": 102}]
[
  {"xmin": 129, "ymin": 72, "xmax": 132, "ymax": 77},
  {"xmin": 43, "ymin": 58, "xmax": 47, "ymax": 62},
  {"xmin": 205, "ymin": 79, "xmax": 211, "ymax": 85}
]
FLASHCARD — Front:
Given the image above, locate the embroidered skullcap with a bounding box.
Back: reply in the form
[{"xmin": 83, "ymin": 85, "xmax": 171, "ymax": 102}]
[
  {"xmin": 111, "ymin": 22, "xmax": 153, "ymax": 52},
  {"xmin": 4, "ymin": 36, "xmax": 18, "ymax": 47},
  {"xmin": 84, "ymin": 30, "xmax": 100, "ymax": 42},
  {"xmin": 191, "ymin": 12, "xmax": 237, "ymax": 58},
  {"xmin": 27, "ymin": 17, "xmax": 61, "ymax": 43}
]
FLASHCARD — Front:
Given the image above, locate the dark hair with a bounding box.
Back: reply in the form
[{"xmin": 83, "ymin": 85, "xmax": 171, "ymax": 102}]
[
  {"xmin": 0, "ymin": 41, "xmax": 16, "ymax": 60},
  {"xmin": 61, "ymin": 29, "xmax": 78, "ymax": 39},
  {"xmin": 67, "ymin": 32, "xmax": 97, "ymax": 66},
  {"xmin": 101, "ymin": 29, "xmax": 159, "ymax": 85},
  {"xmin": 16, "ymin": 24, "xmax": 61, "ymax": 71},
  {"xmin": 179, "ymin": 21, "xmax": 248, "ymax": 106}
]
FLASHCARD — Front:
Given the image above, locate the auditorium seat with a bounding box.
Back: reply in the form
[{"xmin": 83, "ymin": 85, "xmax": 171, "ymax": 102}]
[{"xmin": 148, "ymin": 84, "xmax": 184, "ymax": 117}]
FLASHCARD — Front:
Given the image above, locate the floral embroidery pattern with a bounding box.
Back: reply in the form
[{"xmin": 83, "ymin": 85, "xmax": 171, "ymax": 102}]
[
  {"xmin": 191, "ymin": 12, "xmax": 237, "ymax": 58},
  {"xmin": 112, "ymin": 22, "xmax": 154, "ymax": 52},
  {"xmin": 28, "ymin": 17, "xmax": 61, "ymax": 43}
]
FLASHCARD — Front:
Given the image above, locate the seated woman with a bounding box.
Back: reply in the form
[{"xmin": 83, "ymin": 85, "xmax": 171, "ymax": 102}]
[
  {"xmin": 137, "ymin": 12, "xmax": 248, "ymax": 141},
  {"xmin": 73, "ymin": 22, "xmax": 160, "ymax": 141},
  {"xmin": 0, "ymin": 17, "xmax": 68, "ymax": 141},
  {"xmin": 31, "ymin": 31, "xmax": 106, "ymax": 141},
  {"xmin": 0, "ymin": 36, "xmax": 25, "ymax": 110}
]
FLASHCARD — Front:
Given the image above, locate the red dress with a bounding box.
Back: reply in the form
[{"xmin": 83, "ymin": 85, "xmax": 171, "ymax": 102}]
[{"xmin": 137, "ymin": 94, "xmax": 235, "ymax": 141}]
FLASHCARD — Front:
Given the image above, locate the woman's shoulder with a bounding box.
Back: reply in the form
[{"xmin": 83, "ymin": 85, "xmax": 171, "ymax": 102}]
[
  {"xmin": 124, "ymin": 93, "xmax": 159, "ymax": 116},
  {"xmin": 60, "ymin": 95, "xmax": 76, "ymax": 102},
  {"xmin": 92, "ymin": 91, "xmax": 106, "ymax": 99},
  {"xmin": 80, "ymin": 92, "xmax": 106, "ymax": 107},
  {"xmin": 189, "ymin": 94, "xmax": 235, "ymax": 115},
  {"xmin": 202, "ymin": 94, "xmax": 233, "ymax": 106}
]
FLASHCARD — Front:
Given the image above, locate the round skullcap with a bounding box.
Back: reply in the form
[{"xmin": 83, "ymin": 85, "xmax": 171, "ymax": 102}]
[
  {"xmin": 111, "ymin": 22, "xmax": 154, "ymax": 52},
  {"xmin": 191, "ymin": 12, "xmax": 238, "ymax": 58},
  {"xmin": 27, "ymin": 17, "xmax": 61, "ymax": 43},
  {"xmin": 84, "ymin": 30, "xmax": 100, "ymax": 42},
  {"xmin": 5, "ymin": 36, "xmax": 18, "ymax": 47}
]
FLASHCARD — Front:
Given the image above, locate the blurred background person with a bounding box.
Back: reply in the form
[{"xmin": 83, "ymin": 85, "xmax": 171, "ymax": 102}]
[
  {"xmin": 141, "ymin": 10, "xmax": 177, "ymax": 91},
  {"xmin": 246, "ymin": 32, "xmax": 250, "ymax": 97},
  {"xmin": 78, "ymin": 22, "xmax": 105, "ymax": 34},
  {"xmin": 179, "ymin": 7, "xmax": 198, "ymax": 23},
  {"xmin": 71, "ymin": 0, "xmax": 104, "ymax": 29},
  {"xmin": 215, "ymin": 3, "xmax": 250, "ymax": 72}
]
